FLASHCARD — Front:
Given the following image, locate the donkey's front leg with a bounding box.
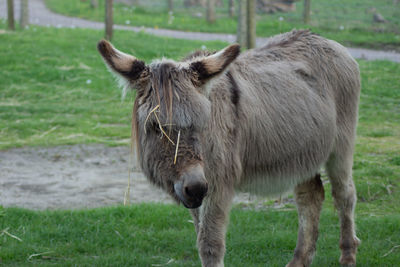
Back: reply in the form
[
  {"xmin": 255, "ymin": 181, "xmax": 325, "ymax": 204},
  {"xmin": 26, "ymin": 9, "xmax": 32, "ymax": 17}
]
[
  {"xmin": 197, "ymin": 187, "xmax": 234, "ymax": 267},
  {"xmin": 190, "ymin": 208, "xmax": 200, "ymax": 234}
]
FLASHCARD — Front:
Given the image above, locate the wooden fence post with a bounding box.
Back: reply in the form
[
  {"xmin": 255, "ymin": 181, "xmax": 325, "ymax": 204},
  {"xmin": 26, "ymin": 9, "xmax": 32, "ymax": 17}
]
[
  {"xmin": 247, "ymin": 0, "xmax": 256, "ymax": 49},
  {"xmin": 228, "ymin": 0, "xmax": 234, "ymax": 17},
  {"xmin": 207, "ymin": 0, "xmax": 216, "ymax": 23},
  {"xmin": 168, "ymin": 0, "xmax": 173, "ymax": 12},
  {"xmin": 303, "ymin": 0, "xmax": 311, "ymax": 24},
  {"xmin": 7, "ymin": 0, "xmax": 15, "ymax": 31},
  {"xmin": 20, "ymin": 0, "xmax": 29, "ymax": 29},
  {"xmin": 237, "ymin": 0, "xmax": 247, "ymax": 47},
  {"xmin": 105, "ymin": 0, "xmax": 113, "ymax": 41}
]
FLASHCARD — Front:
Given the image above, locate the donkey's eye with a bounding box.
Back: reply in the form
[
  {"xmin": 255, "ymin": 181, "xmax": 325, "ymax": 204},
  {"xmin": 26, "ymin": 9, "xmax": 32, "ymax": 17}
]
[{"xmin": 152, "ymin": 123, "xmax": 161, "ymax": 133}]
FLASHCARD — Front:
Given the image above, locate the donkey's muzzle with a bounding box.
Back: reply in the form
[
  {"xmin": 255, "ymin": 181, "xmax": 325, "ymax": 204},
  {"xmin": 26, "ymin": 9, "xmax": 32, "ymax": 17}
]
[{"xmin": 174, "ymin": 165, "xmax": 208, "ymax": 209}]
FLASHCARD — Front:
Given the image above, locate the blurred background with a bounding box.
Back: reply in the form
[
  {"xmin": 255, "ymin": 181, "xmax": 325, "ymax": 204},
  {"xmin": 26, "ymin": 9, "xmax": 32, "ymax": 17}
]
[
  {"xmin": 3, "ymin": 0, "xmax": 400, "ymax": 49},
  {"xmin": 43, "ymin": 0, "xmax": 400, "ymax": 49}
]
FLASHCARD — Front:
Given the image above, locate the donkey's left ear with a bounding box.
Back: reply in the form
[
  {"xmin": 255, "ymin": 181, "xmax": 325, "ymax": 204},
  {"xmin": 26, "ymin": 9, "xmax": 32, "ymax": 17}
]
[{"xmin": 190, "ymin": 44, "xmax": 240, "ymax": 84}]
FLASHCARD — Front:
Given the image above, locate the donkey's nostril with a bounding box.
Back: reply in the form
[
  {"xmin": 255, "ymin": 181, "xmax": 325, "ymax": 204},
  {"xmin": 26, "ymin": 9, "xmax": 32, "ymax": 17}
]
[
  {"xmin": 178, "ymin": 164, "xmax": 207, "ymax": 208},
  {"xmin": 184, "ymin": 182, "xmax": 208, "ymax": 200},
  {"xmin": 184, "ymin": 186, "xmax": 192, "ymax": 197}
]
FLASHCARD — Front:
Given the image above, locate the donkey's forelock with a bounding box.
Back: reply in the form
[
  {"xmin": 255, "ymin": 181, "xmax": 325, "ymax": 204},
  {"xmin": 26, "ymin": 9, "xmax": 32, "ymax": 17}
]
[
  {"xmin": 138, "ymin": 59, "xmax": 212, "ymax": 131},
  {"xmin": 148, "ymin": 61, "xmax": 178, "ymax": 122}
]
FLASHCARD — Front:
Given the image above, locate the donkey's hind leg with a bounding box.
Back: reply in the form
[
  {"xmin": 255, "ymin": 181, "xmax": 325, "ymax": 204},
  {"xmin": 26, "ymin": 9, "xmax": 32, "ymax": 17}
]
[
  {"xmin": 326, "ymin": 152, "xmax": 360, "ymax": 266},
  {"xmin": 286, "ymin": 174, "xmax": 325, "ymax": 267}
]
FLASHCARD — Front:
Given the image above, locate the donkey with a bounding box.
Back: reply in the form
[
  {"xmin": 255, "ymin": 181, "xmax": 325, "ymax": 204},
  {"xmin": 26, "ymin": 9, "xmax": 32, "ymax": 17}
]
[{"xmin": 98, "ymin": 29, "xmax": 361, "ymax": 267}]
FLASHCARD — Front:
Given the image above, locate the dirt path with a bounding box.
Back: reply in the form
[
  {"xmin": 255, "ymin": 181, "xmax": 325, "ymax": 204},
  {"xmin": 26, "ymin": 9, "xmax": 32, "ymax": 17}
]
[
  {"xmin": 0, "ymin": 145, "xmax": 260, "ymax": 210},
  {"xmin": 1, "ymin": 0, "xmax": 400, "ymax": 62},
  {"xmin": 0, "ymin": 145, "xmax": 167, "ymax": 209}
]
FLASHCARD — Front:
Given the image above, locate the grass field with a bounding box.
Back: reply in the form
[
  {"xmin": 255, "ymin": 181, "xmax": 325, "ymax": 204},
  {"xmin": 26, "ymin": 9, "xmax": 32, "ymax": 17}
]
[
  {"xmin": 0, "ymin": 22, "xmax": 226, "ymax": 149},
  {"xmin": 44, "ymin": 0, "xmax": 400, "ymax": 50},
  {"xmin": 1, "ymin": 22, "xmax": 399, "ymax": 266},
  {"xmin": 1, "ymin": 205, "xmax": 400, "ymax": 266}
]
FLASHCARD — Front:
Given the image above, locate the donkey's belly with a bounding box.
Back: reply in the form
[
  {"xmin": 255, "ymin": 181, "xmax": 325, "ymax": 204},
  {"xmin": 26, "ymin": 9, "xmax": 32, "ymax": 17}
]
[
  {"xmin": 237, "ymin": 123, "xmax": 335, "ymax": 196},
  {"xmin": 237, "ymin": 167, "xmax": 321, "ymax": 197}
]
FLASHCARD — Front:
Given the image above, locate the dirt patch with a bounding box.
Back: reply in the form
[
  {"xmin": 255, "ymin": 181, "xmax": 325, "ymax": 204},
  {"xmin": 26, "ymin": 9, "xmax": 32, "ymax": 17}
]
[{"xmin": 0, "ymin": 145, "xmax": 262, "ymax": 210}]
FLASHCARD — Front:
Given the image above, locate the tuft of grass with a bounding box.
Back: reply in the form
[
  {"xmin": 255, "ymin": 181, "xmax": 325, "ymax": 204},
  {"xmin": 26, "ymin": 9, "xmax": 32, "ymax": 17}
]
[
  {"xmin": 390, "ymin": 156, "xmax": 400, "ymax": 166},
  {"xmin": 365, "ymin": 130, "xmax": 393, "ymax": 138},
  {"xmin": 44, "ymin": 0, "xmax": 400, "ymax": 50},
  {"xmin": 0, "ymin": 206, "xmax": 5, "ymax": 218}
]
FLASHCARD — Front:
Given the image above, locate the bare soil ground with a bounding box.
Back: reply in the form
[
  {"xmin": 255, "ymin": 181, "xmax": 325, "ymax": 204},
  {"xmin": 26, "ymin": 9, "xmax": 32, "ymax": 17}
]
[{"xmin": 0, "ymin": 145, "xmax": 259, "ymax": 210}]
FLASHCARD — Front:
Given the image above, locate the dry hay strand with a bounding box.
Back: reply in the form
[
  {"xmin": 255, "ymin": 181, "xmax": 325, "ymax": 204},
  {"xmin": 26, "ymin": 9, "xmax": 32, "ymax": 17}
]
[
  {"xmin": 1, "ymin": 227, "xmax": 23, "ymax": 242},
  {"xmin": 174, "ymin": 130, "xmax": 181, "ymax": 165},
  {"xmin": 144, "ymin": 105, "xmax": 175, "ymax": 145}
]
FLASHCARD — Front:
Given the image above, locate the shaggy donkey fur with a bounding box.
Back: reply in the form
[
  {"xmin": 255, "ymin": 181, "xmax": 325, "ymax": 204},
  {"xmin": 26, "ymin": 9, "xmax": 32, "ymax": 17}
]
[{"xmin": 98, "ymin": 29, "xmax": 361, "ymax": 267}]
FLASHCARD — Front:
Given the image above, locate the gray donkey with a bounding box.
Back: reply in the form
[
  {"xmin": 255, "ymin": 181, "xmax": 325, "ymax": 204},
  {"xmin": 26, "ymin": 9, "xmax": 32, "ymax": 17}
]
[{"xmin": 98, "ymin": 30, "xmax": 361, "ymax": 267}]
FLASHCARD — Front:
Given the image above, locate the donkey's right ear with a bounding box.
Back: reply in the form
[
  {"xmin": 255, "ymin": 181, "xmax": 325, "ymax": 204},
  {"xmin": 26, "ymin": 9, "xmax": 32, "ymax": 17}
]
[
  {"xmin": 97, "ymin": 40, "xmax": 146, "ymax": 81},
  {"xmin": 190, "ymin": 44, "xmax": 240, "ymax": 85}
]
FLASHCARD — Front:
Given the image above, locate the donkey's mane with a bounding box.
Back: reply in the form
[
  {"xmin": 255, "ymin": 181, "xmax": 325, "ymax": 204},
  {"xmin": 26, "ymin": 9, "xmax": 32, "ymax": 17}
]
[
  {"xmin": 182, "ymin": 49, "xmax": 216, "ymax": 62},
  {"xmin": 264, "ymin": 29, "xmax": 314, "ymax": 49}
]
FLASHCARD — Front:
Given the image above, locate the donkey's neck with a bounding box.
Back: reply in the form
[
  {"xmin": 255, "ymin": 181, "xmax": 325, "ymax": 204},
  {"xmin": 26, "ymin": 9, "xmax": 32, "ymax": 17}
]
[{"xmin": 202, "ymin": 69, "xmax": 243, "ymax": 182}]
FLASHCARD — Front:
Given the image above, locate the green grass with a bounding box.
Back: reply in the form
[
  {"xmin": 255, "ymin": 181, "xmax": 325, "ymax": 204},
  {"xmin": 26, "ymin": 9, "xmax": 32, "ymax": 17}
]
[
  {"xmin": 1, "ymin": 205, "xmax": 399, "ymax": 266},
  {"xmin": 0, "ymin": 22, "xmax": 226, "ymax": 149},
  {"xmin": 0, "ymin": 21, "xmax": 399, "ymax": 266},
  {"xmin": 44, "ymin": 0, "xmax": 400, "ymax": 50}
]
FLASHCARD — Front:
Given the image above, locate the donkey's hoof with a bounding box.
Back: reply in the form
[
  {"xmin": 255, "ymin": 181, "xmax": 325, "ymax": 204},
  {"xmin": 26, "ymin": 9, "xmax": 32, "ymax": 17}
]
[
  {"xmin": 339, "ymin": 237, "xmax": 360, "ymax": 266},
  {"xmin": 285, "ymin": 259, "xmax": 306, "ymax": 267},
  {"xmin": 339, "ymin": 253, "xmax": 356, "ymax": 267}
]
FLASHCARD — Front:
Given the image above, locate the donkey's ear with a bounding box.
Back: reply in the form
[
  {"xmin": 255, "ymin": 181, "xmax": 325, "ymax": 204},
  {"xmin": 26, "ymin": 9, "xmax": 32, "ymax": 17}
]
[
  {"xmin": 190, "ymin": 44, "xmax": 240, "ymax": 83},
  {"xmin": 97, "ymin": 40, "xmax": 146, "ymax": 81}
]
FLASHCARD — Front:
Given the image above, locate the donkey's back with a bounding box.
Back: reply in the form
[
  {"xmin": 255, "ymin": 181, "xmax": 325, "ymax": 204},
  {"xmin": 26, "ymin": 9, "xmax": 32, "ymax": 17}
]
[{"xmin": 230, "ymin": 30, "xmax": 360, "ymax": 196}]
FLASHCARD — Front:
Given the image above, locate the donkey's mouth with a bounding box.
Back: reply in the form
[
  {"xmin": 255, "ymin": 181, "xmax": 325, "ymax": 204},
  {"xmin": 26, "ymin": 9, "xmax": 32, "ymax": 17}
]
[{"xmin": 174, "ymin": 182, "xmax": 203, "ymax": 209}]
